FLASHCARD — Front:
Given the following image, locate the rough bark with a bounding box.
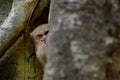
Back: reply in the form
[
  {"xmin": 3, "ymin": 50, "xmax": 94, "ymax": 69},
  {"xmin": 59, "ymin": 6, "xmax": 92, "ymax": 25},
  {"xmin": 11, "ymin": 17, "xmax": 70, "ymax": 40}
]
[
  {"xmin": 0, "ymin": 0, "xmax": 13, "ymax": 25},
  {"xmin": 44, "ymin": 0, "xmax": 120, "ymax": 80},
  {"xmin": 0, "ymin": 36, "xmax": 46, "ymax": 80}
]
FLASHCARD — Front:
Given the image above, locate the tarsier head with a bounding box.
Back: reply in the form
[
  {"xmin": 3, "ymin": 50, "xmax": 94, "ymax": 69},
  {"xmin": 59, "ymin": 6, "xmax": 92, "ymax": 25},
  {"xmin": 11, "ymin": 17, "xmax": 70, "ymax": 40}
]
[{"xmin": 30, "ymin": 24, "xmax": 49, "ymax": 45}]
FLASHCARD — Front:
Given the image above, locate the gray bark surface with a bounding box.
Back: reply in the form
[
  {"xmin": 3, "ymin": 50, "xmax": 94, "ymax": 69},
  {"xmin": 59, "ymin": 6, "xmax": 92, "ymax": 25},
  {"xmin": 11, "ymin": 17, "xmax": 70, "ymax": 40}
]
[
  {"xmin": 44, "ymin": 0, "xmax": 120, "ymax": 80},
  {"xmin": 0, "ymin": 0, "xmax": 13, "ymax": 25}
]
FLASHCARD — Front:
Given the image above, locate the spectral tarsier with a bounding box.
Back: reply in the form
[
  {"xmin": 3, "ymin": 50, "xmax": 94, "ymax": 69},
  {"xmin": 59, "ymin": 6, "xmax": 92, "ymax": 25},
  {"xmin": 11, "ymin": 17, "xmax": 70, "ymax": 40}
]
[{"xmin": 30, "ymin": 24, "xmax": 49, "ymax": 67}]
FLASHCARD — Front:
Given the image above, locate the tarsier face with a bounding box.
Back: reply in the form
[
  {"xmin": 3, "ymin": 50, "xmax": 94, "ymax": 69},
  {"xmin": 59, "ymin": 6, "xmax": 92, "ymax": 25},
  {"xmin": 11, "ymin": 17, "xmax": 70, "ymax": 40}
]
[{"xmin": 30, "ymin": 24, "xmax": 49, "ymax": 45}]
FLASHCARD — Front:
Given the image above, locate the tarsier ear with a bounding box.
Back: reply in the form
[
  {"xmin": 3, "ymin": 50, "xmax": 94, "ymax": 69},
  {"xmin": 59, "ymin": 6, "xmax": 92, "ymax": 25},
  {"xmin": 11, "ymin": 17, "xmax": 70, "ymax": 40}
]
[{"xmin": 30, "ymin": 33, "xmax": 34, "ymax": 39}]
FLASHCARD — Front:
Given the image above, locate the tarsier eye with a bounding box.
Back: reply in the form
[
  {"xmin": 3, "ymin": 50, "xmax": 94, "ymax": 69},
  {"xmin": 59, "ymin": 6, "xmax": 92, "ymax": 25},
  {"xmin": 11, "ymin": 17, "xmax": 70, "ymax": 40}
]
[
  {"xmin": 36, "ymin": 34, "xmax": 43, "ymax": 39},
  {"xmin": 44, "ymin": 30, "xmax": 49, "ymax": 35}
]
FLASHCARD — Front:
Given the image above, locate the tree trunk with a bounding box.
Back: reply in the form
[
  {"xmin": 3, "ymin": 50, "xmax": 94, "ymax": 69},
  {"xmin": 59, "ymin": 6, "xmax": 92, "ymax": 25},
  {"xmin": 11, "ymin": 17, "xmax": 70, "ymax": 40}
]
[
  {"xmin": 44, "ymin": 0, "xmax": 120, "ymax": 80},
  {"xmin": 0, "ymin": 37, "xmax": 43, "ymax": 80}
]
